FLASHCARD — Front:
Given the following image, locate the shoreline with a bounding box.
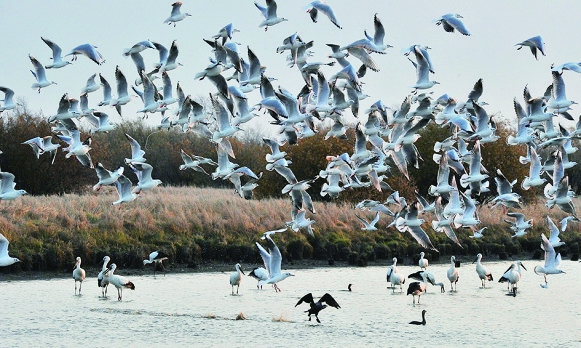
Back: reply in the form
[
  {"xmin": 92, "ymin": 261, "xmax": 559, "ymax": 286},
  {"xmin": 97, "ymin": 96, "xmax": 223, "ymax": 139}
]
[{"xmin": 0, "ymin": 253, "xmax": 547, "ymax": 281}]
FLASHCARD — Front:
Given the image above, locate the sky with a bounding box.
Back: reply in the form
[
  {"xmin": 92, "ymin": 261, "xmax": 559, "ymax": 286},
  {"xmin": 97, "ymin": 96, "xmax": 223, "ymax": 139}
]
[{"xmin": 2, "ymin": 1, "xmax": 581, "ymax": 136}]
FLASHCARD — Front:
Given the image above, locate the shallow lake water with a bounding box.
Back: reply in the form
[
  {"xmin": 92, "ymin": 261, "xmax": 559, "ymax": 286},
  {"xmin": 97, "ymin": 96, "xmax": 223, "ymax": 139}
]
[{"xmin": 2, "ymin": 260, "xmax": 580, "ymax": 347}]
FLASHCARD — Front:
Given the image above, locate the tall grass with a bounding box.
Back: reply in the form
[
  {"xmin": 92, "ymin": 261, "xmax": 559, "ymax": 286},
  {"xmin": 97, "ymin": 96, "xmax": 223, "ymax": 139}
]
[{"xmin": 1, "ymin": 186, "xmax": 579, "ymax": 272}]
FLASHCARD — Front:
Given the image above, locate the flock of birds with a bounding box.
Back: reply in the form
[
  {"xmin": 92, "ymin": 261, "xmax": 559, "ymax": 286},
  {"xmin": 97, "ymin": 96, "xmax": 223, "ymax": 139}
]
[{"xmin": 0, "ymin": 0, "xmax": 580, "ymax": 323}]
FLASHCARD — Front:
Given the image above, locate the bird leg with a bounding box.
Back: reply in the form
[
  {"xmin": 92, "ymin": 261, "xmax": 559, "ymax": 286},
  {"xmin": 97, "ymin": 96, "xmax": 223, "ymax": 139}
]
[{"xmin": 315, "ymin": 315, "xmax": 321, "ymax": 323}]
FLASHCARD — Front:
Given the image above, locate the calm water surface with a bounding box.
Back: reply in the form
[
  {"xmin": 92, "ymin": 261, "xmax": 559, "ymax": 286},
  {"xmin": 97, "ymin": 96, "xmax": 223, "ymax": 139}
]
[{"xmin": 2, "ymin": 260, "xmax": 580, "ymax": 347}]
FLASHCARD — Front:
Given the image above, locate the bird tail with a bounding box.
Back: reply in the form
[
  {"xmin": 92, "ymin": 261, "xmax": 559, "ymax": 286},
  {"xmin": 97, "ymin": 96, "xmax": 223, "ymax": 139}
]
[{"xmin": 125, "ymin": 282, "xmax": 136, "ymax": 290}]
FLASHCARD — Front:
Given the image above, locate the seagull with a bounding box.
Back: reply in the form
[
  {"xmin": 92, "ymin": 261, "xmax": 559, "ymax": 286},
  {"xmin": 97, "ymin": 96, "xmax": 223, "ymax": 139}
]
[
  {"xmin": 229, "ymin": 263, "xmax": 245, "ymax": 295},
  {"xmin": 97, "ymin": 255, "xmax": 111, "ymax": 297},
  {"xmin": 136, "ymin": 71, "xmax": 164, "ymax": 116},
  {"xmin": 159, "ymin": 40, "xmax": 180, "ymax": 73},
  {"xmin": 434, "ymin": 13, "xmax": 471, "ymax": 36},
  {"xmin": 295, "ymin": 293, "xmax": 340, "ymax": 323},
  {"xmin": 469, "ymin": 227, "xmax": 487, "ymax": 239},
  {"xmin": 123, "ymin": 40, "xmax": 155, "ymax": 56},
  {"xmin": 418, "ymin": 252, "xmax": 429, "ymax": 270},
  {"xmin": 66, "ymin": 43, "xmax": 105, "ymax": 65},
  {"xmin": 124, "ymin": 133, "xmax": 146, "ymax": 165},
  {"xmin": 355, "ymin": 211, "xmax": 380, "ymax": 230},
  {"xmin": 104, "ymin": 263, "xmax": 135, "ymax": 301},
  {"xmin": 447, "ymin": 256, "xmax": 460, "ymax": 291},
  {"xmin": 254, "ymin": 0, "xmax": 287, "ymax": 31},
  {"xmin": 93, "ymin": 162, "xmax": 124, "ymax": 191},
  {"xmin": 306, "ymin": 1, "xmax": 342, "ymax": 29},
  {"xmin": 57, "ymin": 129, "xmax": 93, "ymax": 168},
  {"xmin": 179, "ymin": 149, "xmax": 215, "ymax": 174},
  {"xmin": 409, "ymin": 310, "xmax": 427, "ymax": 325},
  {"xmin": 546, "ymin": 216, "xmax": 565, "ymax": 248},
  {"xmin": 473, "ymin": 253, "xmax": 493, "ymax": 287},
  {"xmin": 364, "ymin": 13, "xmax": 392, "ymax": 52},
  {"xmin": 110, "ymin": 66, "xmax": 134, "ymax": 116},
  {"xmin": 73, "ymin": 256, "xmax": 86, "ymax": 295},
  {"xmin": 41, "ymin": 37, "xmax": 71, "ymax": 69},
  {"xmin": 534, "ymin": 233, "xmax": 565, "ymax": 283},
  {"xmin": 111, "ymin": 175, "xmax": 138, "ymax": 206},
  {"xmin": 164, "ymin": 1, "xmax": 191, "ymax": 26},
  {"xmin": 0, "ymin": 233, "xmax": 20, "ymax": 267},
  {"xmin": 143, "ymin": 251, "xmax": 169, "ymax": 276},
  {"xmin": 129, "ymin": 162, "xmax": 162, "ymax": 194},
  {"xmin": 0, "ymin": 172, "xmax": 28, "ymax": 200},
  {"xmin": 29, "ymin": 54, "xmax": 56, "ymax": 93},
  {"xmin": 0, "ymin": 86, "xmax": 18, "ymax": 112},
  {"xmin": 515, "ymin": 36, "xmax": 545, "ymax": 60},
  {"xmin": 255, "ymin": 229, "xmax": 294, "ymax": 291}
]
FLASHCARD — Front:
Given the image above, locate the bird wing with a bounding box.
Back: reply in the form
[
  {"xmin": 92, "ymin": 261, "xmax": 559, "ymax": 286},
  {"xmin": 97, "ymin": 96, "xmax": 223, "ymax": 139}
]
[
  {"xmin": 295, "ymin": 292, "xmax": 314, "ymax": 307},
  {"xmin": 320, "ymin": 293, "xmax": 341, "ymax": 308}
]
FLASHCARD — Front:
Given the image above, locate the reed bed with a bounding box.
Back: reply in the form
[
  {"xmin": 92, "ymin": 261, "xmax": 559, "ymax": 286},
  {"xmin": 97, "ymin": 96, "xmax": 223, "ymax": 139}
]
[{"xmin": 0, "ymin": 186, "xmax": 579, "ymax": 272}]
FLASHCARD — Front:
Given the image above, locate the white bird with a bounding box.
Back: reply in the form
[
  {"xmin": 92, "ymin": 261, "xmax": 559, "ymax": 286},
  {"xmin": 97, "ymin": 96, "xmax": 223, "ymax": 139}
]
[
  {"xmin": 0, "ymin": 233, "xmax": 20, "ymax": 267},
  {"xmin": 97, "ymin": 255, "xmax": 111, "ymax": 297},
  {"xmin": 447, "ymin": 256, "xmax": 460, "ymax": 291},
  {"xmin": 546, "ymin": 216, "xmax": 565, "ymax": 248},
  {"xmin": 124, "ymin": 133, "xmax": 146, "ymax": 165},
  {"xmin": 498, "ymin": 261, "xmax": 527, "ymax": 296},
  {"xmin": 356, "ymin": 211, "xmax": 380, "ymax": 230},
  {"xmin": 123, "ymin": 40, "xmax": 155, "ymax": 56},
  {"xmin": 306, "ymin": 1, "xmax": 342, "ymax": 29},
  {"xmin": 129, "ymin": 162, "xmax": 162, "ymax": 194},
  {"xmin": 364, "ymin": 13, "xmax": 392, "ymax": 52},
  {"xmin": 434, "ymin": 13, "xmax": 471, "ymax": 36},
  {"xmin": 255, "ymin": 0, "xmax": 287, "ymax": 31},
  {"xmin": 159, "ymin": 40, "xmax": 180, "ymax": 73},
  {"xmin": 81, "ymin": 73, "xmax": 100, "ymax": 94},
  {"xmin": 515, "ymin": 35, "xmax": 545, "ymax": 60},
  {"xmin": 73, "ymin": 256, "xmax": 86, "ymax": 295},
  {"xmin": 57, "ymin": 129, "xmax": 93, "ymax": 168},
  {"xmin": 104, "ymin": 263, "xmax": 135, "ymax": 301},
  {"xmin": 229, "ymin": 263, "xmax": 245, "ymax": 295},
  {"xmin": 408, "ymin": 270, "xmax": 445, "ymax": 293},
  {"xmin": 136, "ymin": 71, "xmax": 164, "ymax": 115},
  {"xmin": 0, "ymin": 172, "xmax": 28, "ymax": 200},
  {"xmin": 469, "ymin": 227, "xmax": 487, "ymax": 239},
  {"xmin": 248, "ymin": 267, "xmax": 269, "ymax": 289},
  {"xmin": 85, "ymin": 111, "xmax": 115, "ymax": 133},
  {"xmin": 255, "ymin": 229, "xmax": 295, "ymax": 291},
  {"xmin": 29, "ymin": 54, "xmax": 56, "ymax": 93},
  {"xmin": 473, "ymin": 253, "xmax": 493, "ymax": 287},
  {"xmin": 66, "ymin": 43, "xmax": 105, "ymax": 65},
  {"xmin": 534, "ymin": 233, "xmax": 565, "ymax": 284},
  {"xmin": 409, "ymin": 44, "xmax": 438, "ymax": 91},
  {"xmin": 41, "ymin": 37, "xmax": 71, "ymax": 69},
  {"xmin": 143, "ymin": 251, "xmax": 169, "ymax": 276},
  {"xmin": 521, "ymin": 146, "xmax": 545, "ymax": 190},
  {"xmin": 164, "ymin": 1, "xmax": 191, "ymax": 26},
  {"xmin": 386, "ymin": 257, "xmax": 405, "ymax": 293},
  {"xmin": 110, "ymin": 66, "xmax": 134, "ymax": 116},
  {"xmin": 418, "ymin": 251, "xmax": 429, "ymax": 270},
  {"xmin": 0, "ymin": 86, "xmax": 18, "ymax": 112},
  {"xmin": 111, "ymin": 175, "xmax": 138, "ymax": 206},
  {"xmin": 93, "ymin": 162, "xmax": 124, "ymax": 191},
  {"xmin": 406, "ymin": 271, "xmax": 428, "ymax": 304}
]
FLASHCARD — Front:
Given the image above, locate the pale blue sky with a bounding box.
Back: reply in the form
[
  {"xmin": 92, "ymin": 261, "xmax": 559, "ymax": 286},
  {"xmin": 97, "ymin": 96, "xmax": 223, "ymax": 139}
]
[{"xmin": 1, "ymin": 1, "xmax": 581, "ymax": 134}]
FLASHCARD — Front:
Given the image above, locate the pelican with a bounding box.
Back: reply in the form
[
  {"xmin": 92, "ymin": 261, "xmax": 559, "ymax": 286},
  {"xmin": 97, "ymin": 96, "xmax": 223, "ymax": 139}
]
[
  {"xmin": 499, "ymin": 261, "xmax": 527, "ymax": 296},
  {"xmin": 409, "ymin": 310, "xmax": 427, "ymax": 325},
  {"xmin": 97, "ymin": 256, "xmax": 111, "ymax": 297},
  {"xmin": 534, "ymin": 233, "xmax": 565, "ymax": 285},
  {"xmin": 418, "ymin": 252, "xmax": 429, "ymax": 270},
  {"xmin": 386, "ymin": 257, "xmax": 405, "ymax": 293},
  {"xmin": 255, "ymin": 229, "xmax": 294, "ymax": 291},
  {"xmin": 73, "ymin": 257, "xmax": 86, "ymax": 295},
  {"xmin": 473, "ymin": 253, "xmax": 493, "ymax": 287},
  {"xmin": 295, "ymin": 293, "xmax": 340, "ymax": 323},
  {"xmin": 104, "ymin": 263, "xmax": 135, "ymax": 301},
  {"xmin": 0, "ymin": 233, "xmax": 20, "ymax": 267},
  {"xmin": 408, "ymin": 270, "xmax": 446, "ymax": 293},
  {"xmin": 229, "ymin": 263, "xmax": 245, "ymax": 295},
  {"xmin": 447, "ymin": 256, "xmax": 460, "ymax": 291},
  {"xmin": 248, "ymin": 267, "xmax": 269, "ymax": 289},
  {"xmin": 407, "ymin": 276, "xmax": 427, "ymax": 304},
  {"xmin": 143, "ymin": 251, "xmax": 169, "ymax": 276}
]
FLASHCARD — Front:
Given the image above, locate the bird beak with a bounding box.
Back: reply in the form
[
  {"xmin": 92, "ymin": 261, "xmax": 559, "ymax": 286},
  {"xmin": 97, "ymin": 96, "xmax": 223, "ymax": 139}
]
[
  {"xmin": 472, "ymin": 257, "xmax": 477, "ymax": 264},
  {"xmin": 521, "ymin": 264, "xmax": 527, "ymax": 271}
]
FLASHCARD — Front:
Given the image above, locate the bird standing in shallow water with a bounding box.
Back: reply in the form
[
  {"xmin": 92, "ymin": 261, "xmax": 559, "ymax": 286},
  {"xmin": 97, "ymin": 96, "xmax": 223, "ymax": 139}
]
[
  {"xmin": 409, "ymin": 310, "xmax": 427, "ymax": 325},
  {"xmin": 447, "ymin": 256, "xmax": 460, "ymax": 291},
  {"xmin": 473, "ymin": 253, "xmax": 493, "ymax": 287},
  {"xmin": 230, "ymin": 263, "xmax": 245, "ymax": 295},
  {"xmin": 295, "ymin": 293, "xmax": 340, "ymax": 323},
  {"xmin": 73, "ymin": 256, "xmax": 86, "ymax": 295}
]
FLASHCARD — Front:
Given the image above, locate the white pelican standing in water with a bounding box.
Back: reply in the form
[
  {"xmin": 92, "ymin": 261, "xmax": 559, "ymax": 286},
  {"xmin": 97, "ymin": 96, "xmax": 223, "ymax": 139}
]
[
  {"xmin": 229, "ymin": 263, "xmax": 245, "ymax": 295},
  {"xmin": 447, "ymin": 256, "xmax": 460, "ymax": 291},
  {"xmin": 248, "ymin": 267, "xmax": 269, "ymax": 289},
  {"xmin": 418, "ymin": 252, "xmax": 429, "ymax": 270},
  {"xmin": 97, "ymin": 255, "xmax": 111, "ymax": 297},
  {"xmin": 73, "ymin": 257, "xmax": 86, "ymax": 295},
  {"xmin": 473, "ymin": 253, "xmax": 493, "ymax": 287},
  {"xmin": 534, "ymin": 233, "xmax": 565, "ymax": 286},
  {"xmin": 499, "ymin": 261, "xmax": 527, "ymax": 296},
  {"xmin": 386, "ymin": 257, "xmax": 405, "ymax": 293},
  {"xmin": 104, "ymin": 263, "xmax": 135, "ymax": 301}
]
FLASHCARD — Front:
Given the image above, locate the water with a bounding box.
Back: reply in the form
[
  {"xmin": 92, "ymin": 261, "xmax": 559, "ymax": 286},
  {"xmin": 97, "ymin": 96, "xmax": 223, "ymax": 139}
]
[{"xmin": 2, "ymin": 260, "xmax": 580, "ymax": 347}]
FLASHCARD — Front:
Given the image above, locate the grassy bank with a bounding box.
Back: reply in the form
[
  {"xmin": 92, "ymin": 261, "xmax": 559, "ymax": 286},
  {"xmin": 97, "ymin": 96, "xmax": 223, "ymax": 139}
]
[{"xmin": 1, "ymin": 186, "xmax": 580, "ymax": 275}]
